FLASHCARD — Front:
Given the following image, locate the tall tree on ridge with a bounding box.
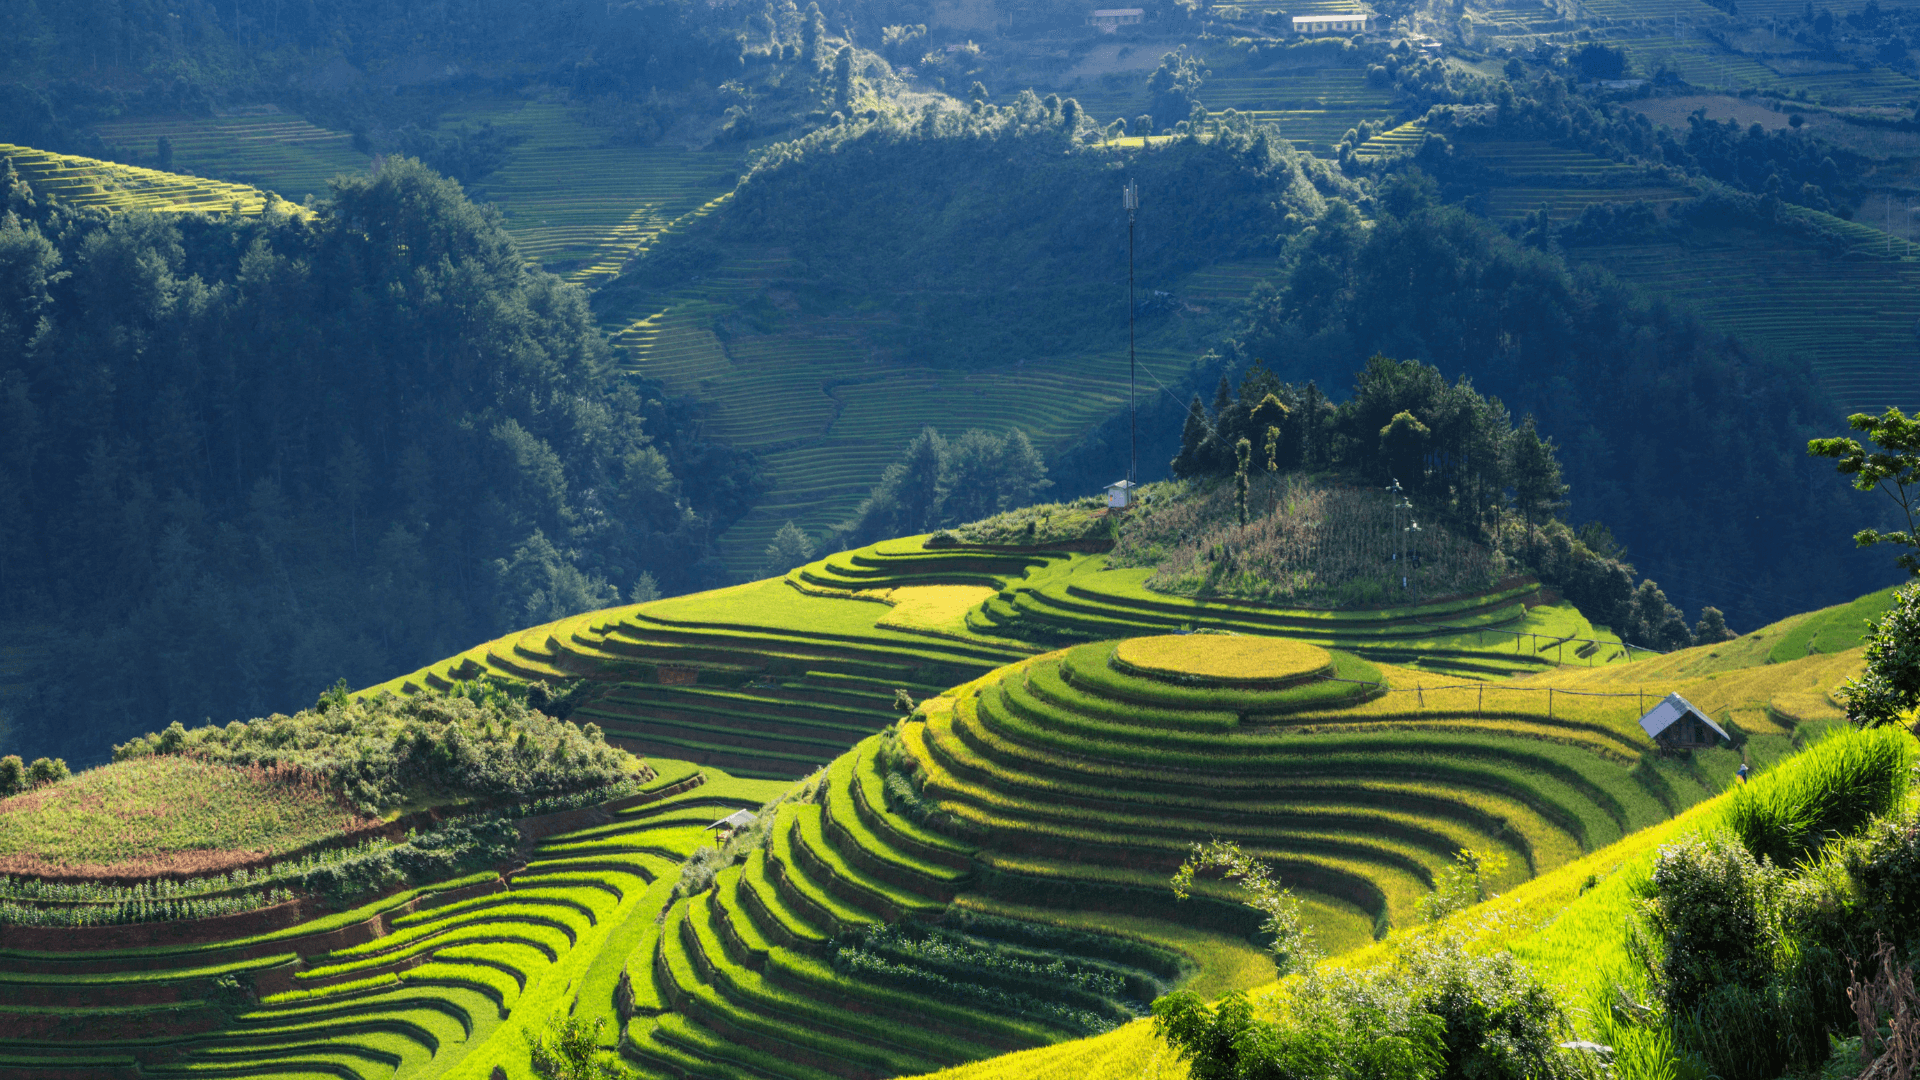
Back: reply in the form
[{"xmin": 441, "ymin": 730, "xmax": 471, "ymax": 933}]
[{"xmin": 1510, "ymin": 417, "xmax": 1566, "ymax": 557}]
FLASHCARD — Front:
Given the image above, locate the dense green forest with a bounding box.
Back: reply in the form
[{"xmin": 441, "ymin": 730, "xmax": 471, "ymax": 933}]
[{"xmin": 0, "ymin": 157, "xmax": 757, "ymax": 764}]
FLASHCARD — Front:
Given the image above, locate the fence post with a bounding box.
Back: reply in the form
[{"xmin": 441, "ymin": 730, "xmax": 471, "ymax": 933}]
[
  {"xmin": 1477, "ymin": 683, "xmax": 1483, "ymax": 717},
  {"xmin": 1549, "ymin": 687, "xmax": 1554, "ymax": 719}
]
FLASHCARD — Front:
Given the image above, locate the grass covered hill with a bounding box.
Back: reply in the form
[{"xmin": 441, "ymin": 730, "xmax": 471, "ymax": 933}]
[{"xmin": 0, "ymin": 473, "xmax": 1894, "ymax": 1080}]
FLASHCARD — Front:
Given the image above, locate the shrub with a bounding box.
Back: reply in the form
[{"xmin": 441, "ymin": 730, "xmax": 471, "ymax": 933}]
[
  {"xmin": 528, "ymin": 1012, "xmax": 627, "ymax": 1080},
  {"xmin": 25, "ymin": 757, "xmax": 68, "ymax": 787},
  {"xmin": 296, "ymin": 814, "xmax": 519, "ymax": 909},
  {"xmin": 1840, "ymin": 810, "xmax": 1920, "ymax": 953},
  {"xmin": 0, "ymin": 755, "xmax": 23, "ymax": 797},
  {"xmin": 1111, "ymin": 476, "xmax": 1501, "ymax": 607},
  {"xmin": 1153, "ymin": 937, "xmax": 1575, "ymax": 1080},
  {"xmin": 112, "ymin": 685, "xmax": 633, "ymax": 816},
  {"xmin": 1642, "ymin": 832, "xmax": 1783, "ymax": 1015}
]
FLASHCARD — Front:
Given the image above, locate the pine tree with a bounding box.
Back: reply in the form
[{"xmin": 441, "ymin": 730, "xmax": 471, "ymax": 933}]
[
  {"xmin": 761, "ymin": 521, "xmax": 816, "ymax": 577},
  {"xmin": 1171, "ymin": 394, "xmax": 1210, "ymax": 478},
  {"xmin": 832, "ymin": 46, "xmax": 854, "ymax": 111},
  {"xmin": 801, "ymin": 2, "xmax": 824, "ymax": 65},
  {"xmin": 1509, "ymin": 417, "xmax": 1566, "ymax": 555}
]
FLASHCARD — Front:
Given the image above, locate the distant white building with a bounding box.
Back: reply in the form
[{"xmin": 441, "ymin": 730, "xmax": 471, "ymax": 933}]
[
  {"xmin": 1106, "ymin": 479, "xmax": 1138, "ymax": 508},
  {"xmin": 1088, "ymin": 8, "xmax": 1145, "ymax": 32},
  {"xmin": 1293, "ymin": 13, "xmax": 1372, "ymax": 33}
]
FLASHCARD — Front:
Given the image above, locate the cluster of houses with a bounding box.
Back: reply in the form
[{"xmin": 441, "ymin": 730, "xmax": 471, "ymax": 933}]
[{"xmin": 1084, "ymin": 7, "xmax": 1386, "ymax": 34}]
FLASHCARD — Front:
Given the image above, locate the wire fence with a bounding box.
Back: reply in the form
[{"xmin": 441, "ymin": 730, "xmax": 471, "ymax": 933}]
[
  {"xmin": 1319, "ymin": 675, "xmax": 1670, "ymax": 719},
  {"xmin": 1409, "ymin": 615, "xmax": 1666, "ymax": 667}
]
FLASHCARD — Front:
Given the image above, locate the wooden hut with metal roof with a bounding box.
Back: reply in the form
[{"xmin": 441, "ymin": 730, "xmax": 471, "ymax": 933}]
[{"xmin": 1637, "ymin": 692, "xmax": 1730, "ymax": 750}]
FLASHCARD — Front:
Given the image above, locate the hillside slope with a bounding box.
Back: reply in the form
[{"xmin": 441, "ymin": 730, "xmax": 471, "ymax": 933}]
[{"xmin": 0, "ymin": 533, "xmax": 1885, "ymax": 1080}]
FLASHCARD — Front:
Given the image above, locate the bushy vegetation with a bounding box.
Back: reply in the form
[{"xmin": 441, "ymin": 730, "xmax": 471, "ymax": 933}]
[
  {"xmin": 1153, "ymin": 352, "xmax": 1801, "ymax": 640},
  {"xmin": 112, "ymin": 681, "xmax": 637, "ymax": 818},
  {"xmin": 833, "ymin": 923, "xmax": 1130, "ymax": 1035},
  {"xmin": 945, "ymin": 496, "xmax": 1111, "ymax": 548},
  {"xmin": 1153, "ymin": 936, "xmax": 1578, "ymax": 1080},
  {"xmin": 0, "ymin": 752, "xmax": 69, "ymax": 796},
  {"xmin": 1614, "ymin": 726, "xmax": 1920, "ymax": 1080}
]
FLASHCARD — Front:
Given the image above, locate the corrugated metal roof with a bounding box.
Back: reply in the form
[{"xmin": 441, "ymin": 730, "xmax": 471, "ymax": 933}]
[
  {"xmin": 1638, "ymin": 692, "xmax": 1730, "ymax": 742},
  {"xmin": 705, "ymin": 808, "xmax": 756, "ymax": 831}
]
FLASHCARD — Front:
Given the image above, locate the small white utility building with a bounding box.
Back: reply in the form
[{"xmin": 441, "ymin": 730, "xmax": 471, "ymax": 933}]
[
  {"xmin": 1088, "ymin": 8, "xmax": 1145, "ymax": 31},
  {"xmin": 1293, "ymin": 13, "xmax": 1372, "ymax": 33},
  {"xmin": 1106, "ymin": 479, "xmax": 1137, "ymax": 508}
]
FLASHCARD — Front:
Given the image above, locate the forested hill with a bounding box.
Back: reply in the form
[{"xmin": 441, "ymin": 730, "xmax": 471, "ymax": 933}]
[
  {"xmin": 606, "ymin": 107, "xmax": 1895, "ymax": 632},
  {"xmin": 0, "ymin": 157, "xmax": 756, "ymax": 765},
  {"xmin": 606, "ymin": 102, "xmax": 1347, "ymax": 368}
]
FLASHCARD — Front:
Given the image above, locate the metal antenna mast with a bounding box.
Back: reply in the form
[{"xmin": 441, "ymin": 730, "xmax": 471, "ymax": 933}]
[{"xmin": 1124, "ymin": 178, "xmax": 1139, "ymax": 484}]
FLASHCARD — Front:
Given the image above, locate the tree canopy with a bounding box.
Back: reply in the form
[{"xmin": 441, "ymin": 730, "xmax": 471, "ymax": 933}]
[{"xmin": 0, "ymin": 157, "xmax": 754, "ymax": 764}]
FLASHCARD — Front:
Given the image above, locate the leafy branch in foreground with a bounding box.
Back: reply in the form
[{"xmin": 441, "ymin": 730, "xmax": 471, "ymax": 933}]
[
  {"xmin": 1172, "ymin": 839, "xmax": 1316, "ymax": 976},
  {"xmin": 1835, "ymin": 583, "xmax": 1920, "ymax": 731},
  {"xmin": 1416, "ymin": 847, "xmax": 1511, "ymax": 924},
  {"xmin": 1810, "ymin": 406, "xmax": 1920, "ymax": 576}
]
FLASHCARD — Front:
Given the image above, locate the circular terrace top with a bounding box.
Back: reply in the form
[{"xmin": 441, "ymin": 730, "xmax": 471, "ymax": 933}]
[{"xmin": 1112, "ymin": 634, "xmax": 1331, "ymax": 687}]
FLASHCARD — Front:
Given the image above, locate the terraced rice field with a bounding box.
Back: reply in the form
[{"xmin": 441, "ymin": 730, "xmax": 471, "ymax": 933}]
[
  {"xmin": 90, "ymin": 113, "xmax": 366, "ymax": 204},
  {"xmin": 1576, "ymin": 232, "xmax": 1920, "ymax": 413},
  {"xmin": 1609, "ymin": 37, "xmax": 1920, "ymax": 105},
  {"xmin": 1069, "ymin": 61, "xmax": 1398, "ymax": 156},
  {"xmin": 1353, "ymin": 119, "xmax": 1426, "ymax": 160},
  {"xmin": 1207, "ymin": 65, "xmax": 1400, "ymax": 154},
  {"xmin": 608, "ymin": 293, "xmax": 1163, "ymax": 570},
  {"xmin": 307, "ymin": 533, "xmax": 1874, "ymax": 1080},
  {"xmin": 1178, "ymin": 258, "xmax": 1283, "ymax": 302},
  {"xmin": 1579, "ymin": 0, "xmax": 1732, "ymax": 20},
  {"xmin": 0, "ymin": 143, "xmax": 286, "ymax": 216},
  {"xmin": 0, "ymin": 761, "xmax": 788, "ymax": 1080},
  {"xmin": 373, "ymin": 533, "xmax": 1665, "ymax": 782},
  {"xmin": 618, "ymin": 619, "xmax": 1786, "ymax": 1078},
  {"xmin": 437, "ymin": 99, "xmax": 742, "ymax": 279},
  {"xmin": 1457, "ymin": 141, "xmax": 1635, "ymax": 177},
  {"xmin": 1480, "ymin": 185, "xmax": 1692, "ymax": 219},
  {"xmin": 368, "ymin": 554, "xmax": 1043, "ymax": 778}
]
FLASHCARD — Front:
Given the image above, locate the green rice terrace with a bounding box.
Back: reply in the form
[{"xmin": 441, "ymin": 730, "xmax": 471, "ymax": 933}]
[
  {"xmin": 89, "ymin": 113, "xmax": 366, "ymax": 206},
  {"xmin": 1072, "ymin": 53, "xmax": 1401, "ymax": 157},
  {"xmin": 77, "ymin": 98, "xmax": 741, "ymax": 285},
  {"xmin": 435, "ymin": 99, "xmax": 741, "ymax": 284},
  {"xmin": 1573, "ymin": 224, "xmax": 1920, "ymax": 415},
  {"xmin": 604, "ymin": 291, "xmax": 1164, "ymax": 570},
  {"xmin": 0, "ymin": 143, "xmax": 289, "ymax": 217},
  {"xmin": 0, "ymin": 505, "xmax": 1882, "ymax": 1079}
]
